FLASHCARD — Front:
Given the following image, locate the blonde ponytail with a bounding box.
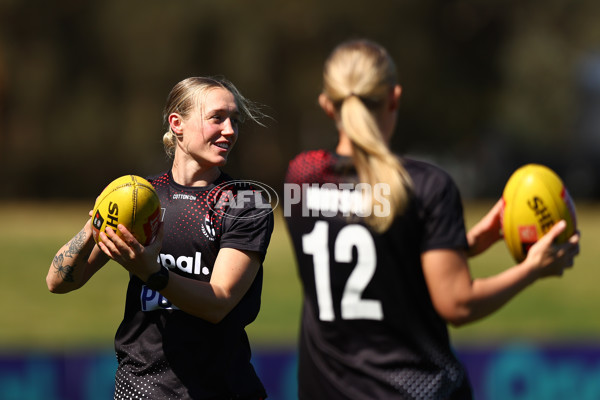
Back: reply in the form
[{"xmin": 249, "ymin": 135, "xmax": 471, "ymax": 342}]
[
  {"xmin": 323, "ymin": 39, "xmax": 412, "ymax": 233},
  {"xmin": 340, "ymin": 96, "xmax": 412, "ymax": 232},
  {"xmin": 162, "ymin": 127, "xmax": 177, "ymax": 159}
]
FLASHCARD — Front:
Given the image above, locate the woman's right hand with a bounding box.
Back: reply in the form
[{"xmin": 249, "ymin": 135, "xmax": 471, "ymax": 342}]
[{"xmin": 524, "ymin": 220, "xmax": 580, "ymax": 278}]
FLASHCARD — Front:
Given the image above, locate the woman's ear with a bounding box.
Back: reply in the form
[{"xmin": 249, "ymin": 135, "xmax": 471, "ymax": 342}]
[
  {"xmin": 168, "ymin": 113, "xmax": 184, "ymax": 135},
  {"xmin": 319, "ymin": 93, "xmax": 336, "ymax": 120},
  {"xmin": 389, "ymin": 85, "xmax": 402, "ymax": 111}
]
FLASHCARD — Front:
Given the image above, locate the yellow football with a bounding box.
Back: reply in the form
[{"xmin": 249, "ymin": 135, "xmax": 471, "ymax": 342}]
[
  {"xmin": 501, "ymin": 164, "xmax": 577, "ymax": 262},
  {"xmin": 91, "ymin": 175, "xmax": 161, "ymax": 246}
]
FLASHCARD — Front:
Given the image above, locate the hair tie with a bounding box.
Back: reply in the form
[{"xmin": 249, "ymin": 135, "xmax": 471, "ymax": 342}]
[{"xmin": 346, "ymin": 92, "xmax": 361, "ymax": 101}]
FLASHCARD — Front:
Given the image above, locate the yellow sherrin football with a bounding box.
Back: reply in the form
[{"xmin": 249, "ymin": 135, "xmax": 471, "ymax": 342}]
[
  {"xmin": 91, "ymin": 175, "xmax": 161, "ymax": 246},
  {"xmin": 501, "ymin": 164, "xmax": 577, "ymax": 262}
]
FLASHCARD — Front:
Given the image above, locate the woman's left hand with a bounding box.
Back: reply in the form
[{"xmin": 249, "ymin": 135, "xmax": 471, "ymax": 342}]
[
  {"xmin": 98, "ymin": 223, "xmax": 164, "ymax": 281},
  {"xmin": 466, "ymin": 198, "xmax": 503, "ymax": 257}
]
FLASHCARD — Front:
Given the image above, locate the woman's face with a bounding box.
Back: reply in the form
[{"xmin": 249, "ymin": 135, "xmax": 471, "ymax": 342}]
[{"xmin": 177, "ymin": 87, "xmax": 240, "ymax": 168}]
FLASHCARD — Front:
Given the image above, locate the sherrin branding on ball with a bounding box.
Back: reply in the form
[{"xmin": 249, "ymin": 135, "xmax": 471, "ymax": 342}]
[
  {"xmin": 501, "ymin": 164, "xmax": 577, "ymax": 262},
  {"xmin": 91, "ymin": 175, "xmax": 161, "ymax": 246}
]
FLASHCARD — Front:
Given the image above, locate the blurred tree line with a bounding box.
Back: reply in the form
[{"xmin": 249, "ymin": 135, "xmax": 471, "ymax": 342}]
[{"xmin": 1, "ymin": 0, "xmax": 600, "ymax": 199}]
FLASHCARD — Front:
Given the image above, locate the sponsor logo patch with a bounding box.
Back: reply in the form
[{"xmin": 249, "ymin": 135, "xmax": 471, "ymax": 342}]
[{"xmin": 140, "ymin": 285, "xmax": 179, "ymax": 311}]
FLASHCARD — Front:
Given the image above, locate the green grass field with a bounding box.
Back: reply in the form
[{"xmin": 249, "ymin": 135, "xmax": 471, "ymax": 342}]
[{"xmin": 1, "ymin": 200, "xmax": 599, "ymax": 352}]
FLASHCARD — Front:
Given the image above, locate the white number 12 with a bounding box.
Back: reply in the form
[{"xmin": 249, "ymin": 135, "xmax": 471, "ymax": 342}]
[{"xmin": 302, "ymin": 221, "xmax": 383, "ymax": 321}]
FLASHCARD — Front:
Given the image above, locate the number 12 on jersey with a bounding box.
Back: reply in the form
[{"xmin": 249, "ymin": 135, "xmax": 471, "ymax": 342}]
[{"xmin": 302, "ymin": 221, "xmax": 383, "ymax": 321}]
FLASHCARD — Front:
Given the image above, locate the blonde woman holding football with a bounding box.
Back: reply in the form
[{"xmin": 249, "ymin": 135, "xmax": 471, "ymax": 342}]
[
  {"xmin": 284, "ymin": 39, "xmax": 580, "ymax": 400},
  {"xmin": 47, "ymin": 76, "xmax": 273, "ymax": 400}
]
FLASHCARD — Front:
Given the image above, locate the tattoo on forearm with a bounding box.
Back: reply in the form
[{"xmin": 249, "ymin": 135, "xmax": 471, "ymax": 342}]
[
  {"xmin": 52, "ymin": 253, "xmax": 75, "ymax": 282},
  {"xmin": 65, "ymin": 229, "xmax": 86, "ymax": 258}
]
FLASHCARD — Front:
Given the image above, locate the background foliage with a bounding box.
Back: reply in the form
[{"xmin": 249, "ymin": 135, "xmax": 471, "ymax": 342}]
[{"xmin": 2, "ymin": 0, "xmax": 600, "ymax": 199}]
